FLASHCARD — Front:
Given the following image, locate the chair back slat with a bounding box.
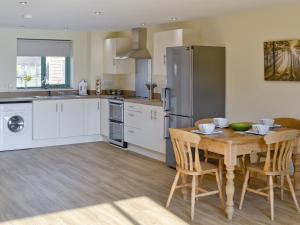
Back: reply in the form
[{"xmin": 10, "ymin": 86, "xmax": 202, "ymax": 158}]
[
  {"xmin": 263, "ymin": 130, "xmax": 299, "ymax": 173},
  {"xmin": 275, "ymin": 118, "xmax": 300, "ymax": 130},
  {"xmin": 169, "ymin": 128, "xmax": 202, "ymax": 172}
]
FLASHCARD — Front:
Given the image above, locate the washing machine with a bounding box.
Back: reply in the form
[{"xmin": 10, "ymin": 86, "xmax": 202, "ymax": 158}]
[{"xmin": 0, "ymin": 103, "xmax": 32, "ymax": 151}]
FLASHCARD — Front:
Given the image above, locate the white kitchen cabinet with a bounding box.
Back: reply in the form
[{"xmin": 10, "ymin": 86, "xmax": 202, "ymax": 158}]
[
  {"xmin": 153, "ymin": 29, "xmax": 198, "ymax": 76},
  {"xmin": 124, "ymin": 102, "xmax": 165, "ymax": 153},
  {"xmin": 33, "ymin": 100, "xmax": 60, "ymax": 140},
  {"xmin": 103, "ymin": 38, "xmax": 134, "ymax": 75},
  {"xmin": 153, "ymin": 29, "xmax": 183, "ymax": 76},
  {"xmin": 143, "ymin": 106, "xmax": 165, "ymax": 153},
  {"xmin": 84, "ymin": 99, "xmax": 100, "ymax": 135},
  {"xmin": 100, "ymin": 98, "xmax": 109, "ymax": 137},
  {"xmin": 59, "ymin": 99, "xmax": 84, "ymax": 138}
]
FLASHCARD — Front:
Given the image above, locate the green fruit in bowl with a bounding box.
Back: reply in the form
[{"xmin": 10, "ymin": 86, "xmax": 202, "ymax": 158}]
[{"xmin": 229, "ymin": 122, "xmax": 252, "ymax": 131}]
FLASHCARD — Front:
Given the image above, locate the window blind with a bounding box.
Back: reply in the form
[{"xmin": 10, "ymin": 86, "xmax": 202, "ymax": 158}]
[{"xmin": 17, "ymin": 39, "xmax": 73, "ymax": 57}]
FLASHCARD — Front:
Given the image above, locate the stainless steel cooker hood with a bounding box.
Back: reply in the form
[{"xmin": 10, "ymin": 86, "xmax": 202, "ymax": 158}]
[{"xmin": 115, "ymin": 28, "xmax": 152, "ymax": 59}]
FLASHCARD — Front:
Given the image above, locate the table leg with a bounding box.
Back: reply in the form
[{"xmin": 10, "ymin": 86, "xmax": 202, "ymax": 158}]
[
  {"xmin": 225, "ymin": 165, "xmax": 235, "ymax": 220},
  {"xmin": 293, "ymin": 154, "xmax": 300, "ymax": 196}
]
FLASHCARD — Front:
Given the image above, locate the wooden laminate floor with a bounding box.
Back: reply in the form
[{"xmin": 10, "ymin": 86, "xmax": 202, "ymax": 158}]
[{"xmin": 0, "ymin": 142, "xmax": 299, "ymax": 225}]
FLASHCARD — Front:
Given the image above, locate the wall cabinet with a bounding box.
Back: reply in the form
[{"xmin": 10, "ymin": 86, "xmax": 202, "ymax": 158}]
[
  {"xmin": 153, "ymin": 29, "xmax": 197, "ymax": 76},
  {"xmin": 124, "ymin": 102, "xmax": 165, "ymax": 153},
  {"xmin": 33, "ymin": 98, "xmax": 101, "ymax": 140},
  {"xmin": 100, "ymin": 98, "xmax": 109, "ymax": 137},
  {"xmin": 153, "ymin": 29, "xmax": 183, "ymax": 76},
  {"xmin": 103, "ymin": 38, "xmax": 134, "ymax": 75}
]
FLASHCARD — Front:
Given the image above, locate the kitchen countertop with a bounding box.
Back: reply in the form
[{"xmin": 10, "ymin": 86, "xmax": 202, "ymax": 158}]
[
  {"xmin": 124, "ymin": 98, "xmax": 163, "ymax": 107},
  {"xmin": 0, "ymin": 95, "xmax": 163, "ymax": 107}
]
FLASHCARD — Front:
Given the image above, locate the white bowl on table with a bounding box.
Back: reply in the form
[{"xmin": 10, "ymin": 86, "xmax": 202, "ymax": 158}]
[
  {"xmin": 198, "ymin": 123, "xmax": 216, "ymax": 134},
  {"xmin": 260, "ymin": 118, "xmax": 274, "ymax": 127},
  {"xmin": 252, "ymin": 124, "xmax": 270, "ymax": 135},
  {"xmin": 213, "ymin": 118, "xmax": 228, "ymax": 128}
]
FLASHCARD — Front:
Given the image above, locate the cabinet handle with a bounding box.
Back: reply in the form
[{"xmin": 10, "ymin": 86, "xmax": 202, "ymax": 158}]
[
  {"xmin": 154, "ymin": 111, "xmax": 157, "ymax": 120},
  {"xmin": 56, "ymin": 103, "xmax": 58, "ymax": 112},
  {"xmin": 150, "ymin": 110, "xmax": 153, "ymax": 120},
  {"xmin": 61, "ymin": 104, "xmax": 63, "ymax": 112},
  {"xmin": 129, "ymin": 105, "xmax": 134, "ymax": 109},
  {"xmin": 98, "ymin": 102, "xmax": 100, "ymax": 110},
  {"xmin": 128, "ymin": 130, "xmax": 134, "ymax": 134},
  {"xmin": 163, "ymin": 55, "xmax": 166, "ymax": 64},
  {"xmin": 128, "ymin": 113, "xmax": 135, "ymax": 117}
]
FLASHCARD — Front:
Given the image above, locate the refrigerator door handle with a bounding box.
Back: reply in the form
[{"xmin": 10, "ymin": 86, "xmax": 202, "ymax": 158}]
[
  {"xmin": 164, "ymin": 115, "xmax": 170, "ymax": 139},
  {"xmin": 163, "ymin": 88, "xmax": 171, "ymax": 112}
]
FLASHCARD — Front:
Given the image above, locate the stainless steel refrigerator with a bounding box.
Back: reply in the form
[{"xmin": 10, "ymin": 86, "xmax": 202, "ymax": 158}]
[{"xmin": 163, "ymin": 46, "xmax": 225, "ymax": 167}]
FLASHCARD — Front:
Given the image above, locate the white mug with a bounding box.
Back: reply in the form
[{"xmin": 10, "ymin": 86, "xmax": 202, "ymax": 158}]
[
  {"xmin": 198, "ymin": 123, "xmax": 215, "ymax": 134},
  {"xmin": 260, "ymin": 118, "xmax": 274, "ymax": 127},
  {"xmin": 252, "ymin": 124, "xmax": 270, "ymax": 135},
  {"xmin": 213, "ymin": 118, "xmax": 228, "ymax": 128}
]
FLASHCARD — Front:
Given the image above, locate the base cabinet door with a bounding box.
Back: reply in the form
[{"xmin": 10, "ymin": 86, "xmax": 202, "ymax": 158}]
[
  {"xmin": 100, "ymin": 99, "xmax": 109, "ymax": 137},
  {"xmin": 143, "ymin": 106, "xmax": 165, "ymax": 153},
  {"xmin": 33, "ymin": 101, "xmax": 59, "ymax": 140},
  {"xmin": 84, "ymin": 99, "xmax": 100, "ymax": 135},
  {"xmin": 59, "ymin": 99, "xmax": 84, "ymax": 138}
]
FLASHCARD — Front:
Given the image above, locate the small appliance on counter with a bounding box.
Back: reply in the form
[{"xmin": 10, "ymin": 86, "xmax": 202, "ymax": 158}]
[{"xmin": 78, "ymin": 79, "xmax": 88, "ymax": 96}]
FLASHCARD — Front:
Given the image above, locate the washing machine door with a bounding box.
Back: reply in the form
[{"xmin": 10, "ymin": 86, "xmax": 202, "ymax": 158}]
[{"xmin": 7, "ymin": 115, "xmax": 25, "ymax": 133}]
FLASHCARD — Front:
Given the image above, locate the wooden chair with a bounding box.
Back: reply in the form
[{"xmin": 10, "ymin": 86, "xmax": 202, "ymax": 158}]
[
  {"xmin": 257, "ymin": 118, "xmax": 300, "ymax": 163},
  {"xmin": 239, "ymin": 130, "xmax": 300, "ymax": 221},
  {"xmin": 166, "ymin": 128, "xmax": 224, "ymax": 220},
  {"xmin": 194, "ymin": 119, "xmax": 246, "ymax": 185}
]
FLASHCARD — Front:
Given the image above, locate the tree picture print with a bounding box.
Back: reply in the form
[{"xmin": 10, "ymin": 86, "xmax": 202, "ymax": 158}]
[{"xmin": 264, "ymin": 40, "xmax": 300, "ymax": 81}]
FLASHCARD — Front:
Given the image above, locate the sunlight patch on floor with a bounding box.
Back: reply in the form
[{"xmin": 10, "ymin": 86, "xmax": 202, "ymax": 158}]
[{"xmin": 0, "ymin": 197, "xmax": 188, "ymax": 225}]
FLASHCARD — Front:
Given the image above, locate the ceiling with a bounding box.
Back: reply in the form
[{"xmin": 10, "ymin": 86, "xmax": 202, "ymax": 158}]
[{"xmin": 0, "ymin": 0, "xmax": 296, "ymax": 31}]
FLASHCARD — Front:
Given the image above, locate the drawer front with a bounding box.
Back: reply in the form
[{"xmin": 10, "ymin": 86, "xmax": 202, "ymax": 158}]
[
  {"xmin": 124, "ymin": 102, "xmax": 142, "ymax": 112},
  {"xmin": 124, "ymin": 110, "xmax": 143, "ymax": 128},
  {"xmin": 124, "ymin": 126, "xmax": 142, "ymax": 146}
]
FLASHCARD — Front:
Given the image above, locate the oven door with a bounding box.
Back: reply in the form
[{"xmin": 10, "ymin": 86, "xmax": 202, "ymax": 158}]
[
  {"xmin": 109, "ymin": 100, "xmax": 123, "ymax": 122},
  {"xmin": 109, "ymin": 121, "xmax": 124, "ymax": 145}
]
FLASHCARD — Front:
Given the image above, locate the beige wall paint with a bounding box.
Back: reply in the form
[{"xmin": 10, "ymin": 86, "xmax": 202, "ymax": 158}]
[
  {"xmin": 214, "ymin": 3, "xmax": 300, "ymax": 121},
  {"xmin": 103, "ymin": 2, "xmax": 300, "ymax": 121},
  {"xmin": 0, "ymin": 28, "xmax": 91, "ymax": 91}
]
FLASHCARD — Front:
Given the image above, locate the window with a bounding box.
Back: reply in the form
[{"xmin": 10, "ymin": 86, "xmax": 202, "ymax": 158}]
[{"xmin": 16, "ymin": 39, "xmax": 72, "ymax": 89}]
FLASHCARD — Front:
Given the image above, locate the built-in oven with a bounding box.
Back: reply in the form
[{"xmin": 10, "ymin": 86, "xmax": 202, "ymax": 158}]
[{"xmin": 108, "ymin": 99, "xmax": 127, "ymax": 148}]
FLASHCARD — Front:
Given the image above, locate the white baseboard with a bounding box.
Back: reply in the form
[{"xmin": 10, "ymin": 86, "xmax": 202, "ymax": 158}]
[
  {"xmin": 127, "ymin": 144, "xmax": 166, "ymax": 162},
  {"xmin": 33, "ymin": 135, "xmax": 103, "ymax": 148}
]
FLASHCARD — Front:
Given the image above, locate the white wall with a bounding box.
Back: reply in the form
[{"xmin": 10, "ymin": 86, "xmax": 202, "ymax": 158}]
[{"xmin": 0, "ymin": 28, "xmax": 91, "ymax": 91}]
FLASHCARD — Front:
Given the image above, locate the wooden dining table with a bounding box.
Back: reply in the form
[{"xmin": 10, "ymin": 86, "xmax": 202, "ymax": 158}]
[{"xmin": 182, "ymin": 127, "xmax": 300, "ymax": 220}]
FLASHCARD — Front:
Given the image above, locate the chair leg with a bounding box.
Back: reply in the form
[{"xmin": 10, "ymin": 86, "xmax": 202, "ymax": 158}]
[
  {"xmin": 286, "ymin": 174, "xmax": 300, "ymax": 212},
  {"xmin": 269, "ymin": 176, "xmax": 274, "ymax": 221},
  {"xmin": 280, "ymin": 175, "xmax": 284, "ymax": 201},
  {"xmin": 166, "ymin": 171, "xmax": 180, "ymax": 208},
  {"xmin": 239, "ymin": 157, "xmax": 245, "ymax": 175},
  {"xmin": 239, "ymin": 169, "xmax": 250, "ymax": 210},
  {"xmin": 191, "ymin": 175, "xmax": 196, "ymax": 220},
  {"xmin": 204, "ymin": 150, "xmax": 209, "ymax": 163},
  {"xmin": 215, "ymin": 171, "xmax": 225, "ymax": 208},
  {"xmin": 181, "ymin": 174, "xmax": 188, "ymax": 200},
  {"xmin": 251, "ymin": 172, "xmax": 258, "ymax": 186},
  {"xmin": 218, "ymin": 159, "xmax": 223, "ymax": 186}
]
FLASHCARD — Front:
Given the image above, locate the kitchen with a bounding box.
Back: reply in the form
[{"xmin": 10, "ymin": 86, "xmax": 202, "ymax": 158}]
[{"xmin": 1, "ymin": 1, "xmax": 300, "ymax": 225}]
